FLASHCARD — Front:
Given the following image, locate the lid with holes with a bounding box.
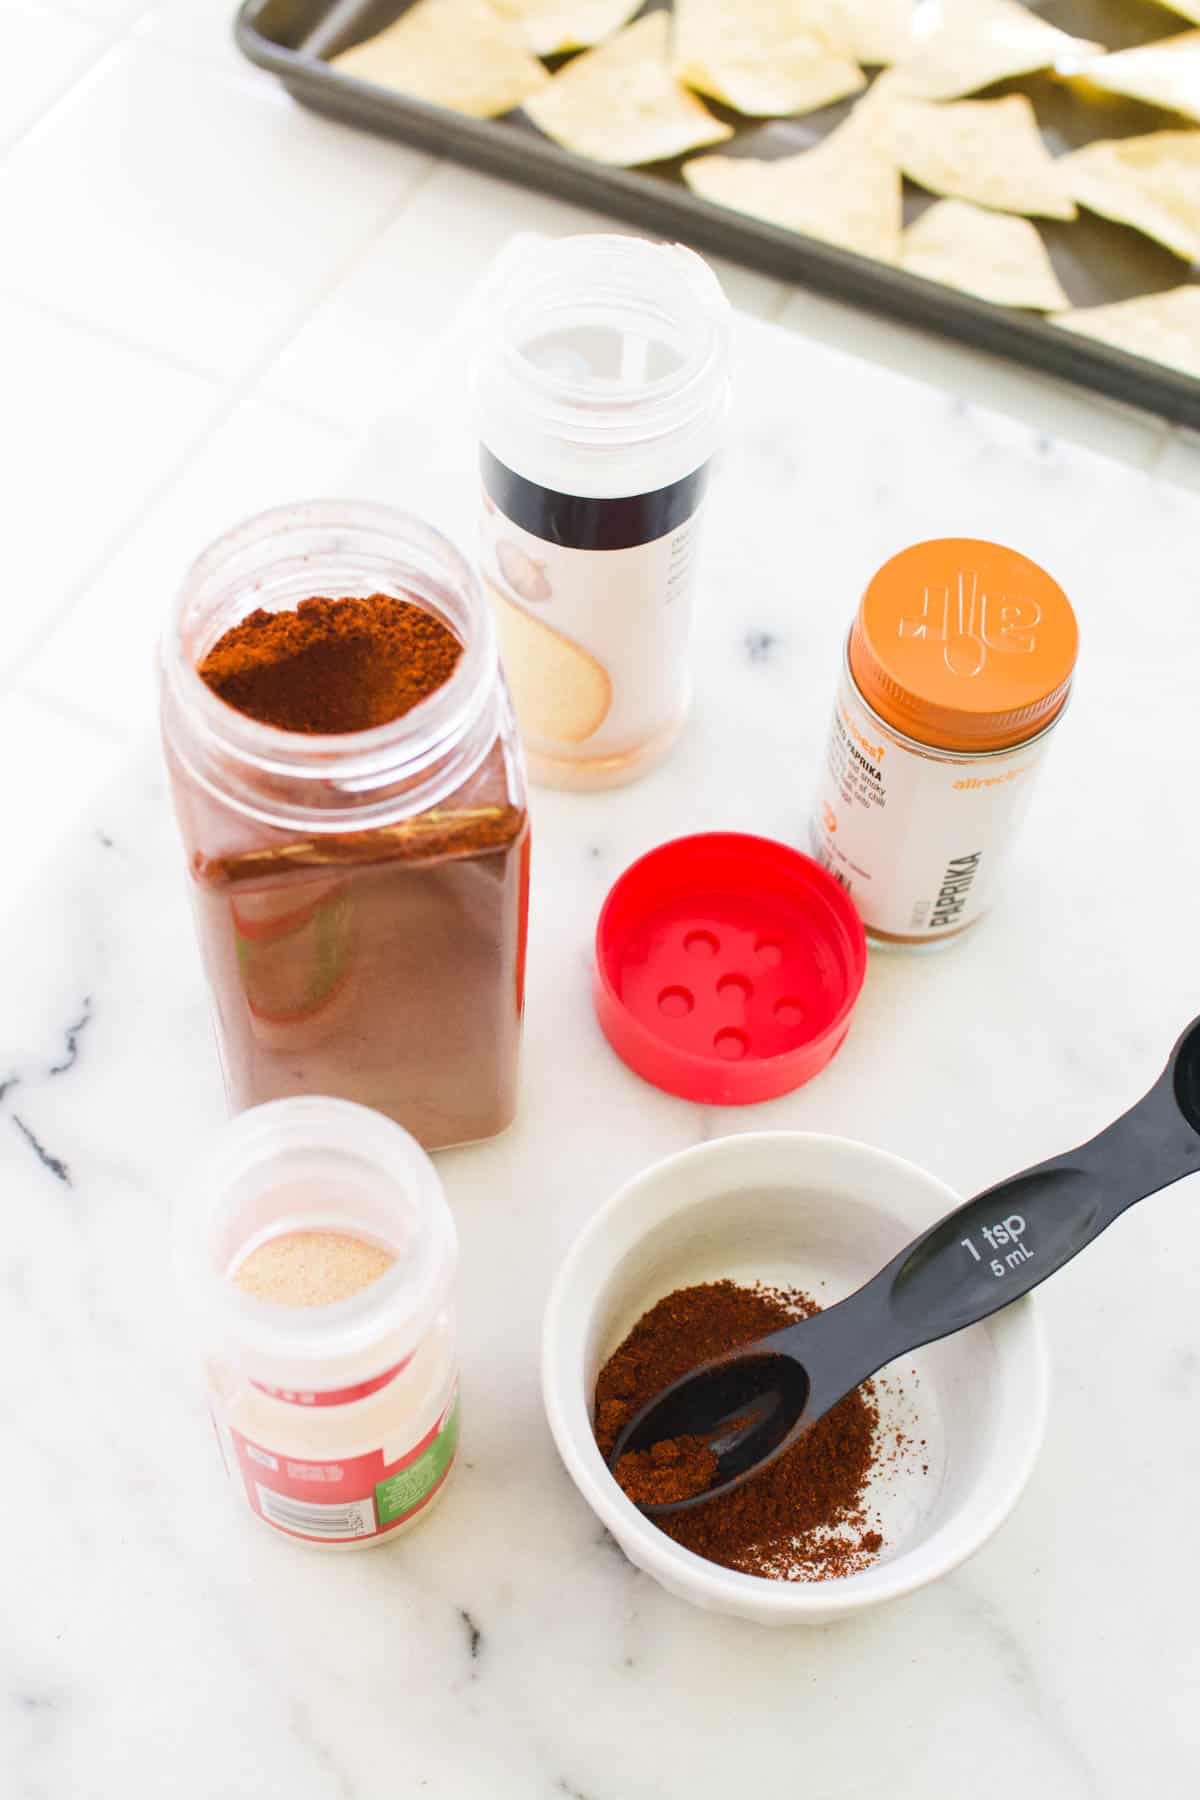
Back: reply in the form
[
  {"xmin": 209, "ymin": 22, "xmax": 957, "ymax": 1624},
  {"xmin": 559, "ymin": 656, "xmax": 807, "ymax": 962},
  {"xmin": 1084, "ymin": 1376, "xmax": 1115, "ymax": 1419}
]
[{"xmin": 594, "ymin": 833, "xmax": 867, "ymax": 1105}]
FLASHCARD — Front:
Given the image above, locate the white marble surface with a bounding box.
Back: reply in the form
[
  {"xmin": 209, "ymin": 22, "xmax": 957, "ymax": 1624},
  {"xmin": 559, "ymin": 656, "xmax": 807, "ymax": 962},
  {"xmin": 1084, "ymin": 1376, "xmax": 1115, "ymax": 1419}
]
[
  {"xmin": 3, "ymin": 289, "xmax": 1200, "ymax": 1797},
  {"xmin": 2, "ymin": 8, "xmax": 1200, "ymax": 1794}
]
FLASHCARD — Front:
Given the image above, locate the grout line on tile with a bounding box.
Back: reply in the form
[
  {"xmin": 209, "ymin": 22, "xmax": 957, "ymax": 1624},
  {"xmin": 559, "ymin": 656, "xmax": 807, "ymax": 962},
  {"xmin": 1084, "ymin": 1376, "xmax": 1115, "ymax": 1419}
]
[
  {"xmin": 1, "ymin": 39, "xmax": 122, "ymax": 161},
  {"xmin": 0, "ymin": 40, "xmax": 431, "ymax": 379},
  {"xmin": 132, "ymin": 31, "xmax": 290, "ymax": 102},
  {"xmin": 247, "ymin": 391, "xmax": 362, "ymax": 439},
  {"xmin": 765, "ymin": 283, "xmax": 800, "ymax": 326},
  {"xmin": 129, "ymin": 18, "xmax": 243, "ymax": 79},
  {"xmin": 19, "ymin": 682, "xmax": 131, "ymax": 747},
  {"xmin": 2, "ymin": 389, "xmax": 227, "ymax": 696},
  {"xmin": 7, "ymin": 158, "xmax": 438, "ymax": 691},
  {"xmin": 1, "ymin": 0, "xmax": 161, "ymax": 161},
  {"xmin": 1152, "ymin": 422, "xmax": 1176, "ymax": 473},
  {"xmin": 1114, "ymin": 411, "xmax": 1172, "ymax": 473},
  {"xmin": 248, "ymin": 152, "xmax": 444, "ymax": 401},
  {"xmin": 42, "ymin": 0, "xmax": 155, "ymax": 25},
  {"xmin": 0, "ymin": 285, "xmax": 221, "ymax": 388},
  {"xmin": 1145, "ymin": 422, "xmax": 1198, "ymax": 490}
]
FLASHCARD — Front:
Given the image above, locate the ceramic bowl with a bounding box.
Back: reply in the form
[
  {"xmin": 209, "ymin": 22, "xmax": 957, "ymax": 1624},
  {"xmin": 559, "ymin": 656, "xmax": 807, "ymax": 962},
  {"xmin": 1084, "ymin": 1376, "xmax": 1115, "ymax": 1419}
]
[{"xmin": 541, "ymin": 1132, "xmax": 1048, "ymax": 1625}]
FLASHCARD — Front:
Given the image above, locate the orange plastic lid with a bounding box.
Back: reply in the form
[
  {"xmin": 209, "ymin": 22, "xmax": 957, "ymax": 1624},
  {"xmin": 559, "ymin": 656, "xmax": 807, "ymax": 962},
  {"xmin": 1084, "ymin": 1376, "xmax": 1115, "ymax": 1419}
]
[{"xmin": 849, "ymin": 539, "xmax": 1078, "ymax": 752}]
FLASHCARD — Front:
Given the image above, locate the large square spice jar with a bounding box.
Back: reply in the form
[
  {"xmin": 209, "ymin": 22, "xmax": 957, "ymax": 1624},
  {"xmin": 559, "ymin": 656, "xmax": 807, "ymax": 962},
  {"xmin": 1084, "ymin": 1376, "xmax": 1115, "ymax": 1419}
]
[{"xmin": 161, "ymin": 502, "xmax": 530, "ymax": 1150}]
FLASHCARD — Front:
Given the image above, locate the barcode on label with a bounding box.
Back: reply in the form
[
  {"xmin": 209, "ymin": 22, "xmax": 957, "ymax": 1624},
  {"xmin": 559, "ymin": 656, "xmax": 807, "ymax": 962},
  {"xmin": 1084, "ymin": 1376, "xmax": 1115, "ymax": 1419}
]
[{"xmin": 254, "ymin": 1483, "xmax": 375, "ymax": 1540}]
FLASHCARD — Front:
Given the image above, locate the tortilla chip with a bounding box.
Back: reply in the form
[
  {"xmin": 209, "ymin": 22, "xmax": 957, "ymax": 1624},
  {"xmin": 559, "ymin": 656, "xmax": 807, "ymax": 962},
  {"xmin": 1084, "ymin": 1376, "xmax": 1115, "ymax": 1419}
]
[
  {"xmin": 490, "ymin": 0, "xmax": 641, "ymax": 56},
  {"xmin": 1052, "ymin": 287, "xmax": 1200, "ymax": 380},
  {"xmin": 796, "ymin": 0, "xmax": 916, "ymax": 67},
  {"xmin": 1071, "ymin": 32, "xmax": 1200, "ymax": 126},
  {"xmin": 901, "ymin": 198, "xmax": 1069, "ymax": 309},
  {"xmin": 671, "ymin": 0, "xmax": 864, "ymax": 118},
  {"xmin": 523, "ymin": 12, "xmax": 732, "ymax": 164},
  {"xmin": 683, "ymin": 116, "xmax": 902, "ymax": 261},
  {"xmin": 1062, "ymin": 131, "xmax": 1200, "ymax": 262},
  {"xmin": 331, "ymin": 0, "xmax": 548, "ymax": 117},
  {"xmin": 887, "ymin": 0, "xmax": 1102, "ymax": 101},
  {"xmin": 881, "ymin": 92, "xmax": 1076, "ymax": 218}
]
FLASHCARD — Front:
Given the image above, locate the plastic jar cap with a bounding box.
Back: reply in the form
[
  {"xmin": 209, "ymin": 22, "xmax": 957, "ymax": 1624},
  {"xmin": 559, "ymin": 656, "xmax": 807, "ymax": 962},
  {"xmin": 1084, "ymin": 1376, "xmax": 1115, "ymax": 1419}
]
[
  {"xmin": 594, "ymin": 834, "xmax": 867, "ymax": 1105},
  {"xmin": 849, "ymin": 539, "xmax": 1079, "ymax": 752}
]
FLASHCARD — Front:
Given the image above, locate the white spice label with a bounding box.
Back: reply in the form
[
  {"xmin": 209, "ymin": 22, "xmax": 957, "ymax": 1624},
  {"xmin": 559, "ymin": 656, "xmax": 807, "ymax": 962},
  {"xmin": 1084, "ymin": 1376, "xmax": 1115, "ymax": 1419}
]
[
  {"xmin": 810, "ymin": 672, "xmax": 1054, "ymax": 941},
  {"xmin": 479, "ymin": 450, "xmax": 707, "ymax": 761}
]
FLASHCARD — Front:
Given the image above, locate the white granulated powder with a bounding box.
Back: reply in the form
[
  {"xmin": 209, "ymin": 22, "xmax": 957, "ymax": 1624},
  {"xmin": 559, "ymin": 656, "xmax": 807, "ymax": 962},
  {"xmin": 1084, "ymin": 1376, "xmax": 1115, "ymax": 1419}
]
[{"xmin": 231, "ymin": 1231, "xmax": 394, "ymax": 1307}]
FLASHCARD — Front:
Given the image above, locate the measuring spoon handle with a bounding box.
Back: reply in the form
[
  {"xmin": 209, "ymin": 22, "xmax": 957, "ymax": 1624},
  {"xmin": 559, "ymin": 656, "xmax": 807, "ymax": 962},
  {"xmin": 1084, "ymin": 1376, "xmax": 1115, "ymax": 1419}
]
[{"xmin": 796, "ymin": 1019, "xmax": 1200, "ymax": 1425}]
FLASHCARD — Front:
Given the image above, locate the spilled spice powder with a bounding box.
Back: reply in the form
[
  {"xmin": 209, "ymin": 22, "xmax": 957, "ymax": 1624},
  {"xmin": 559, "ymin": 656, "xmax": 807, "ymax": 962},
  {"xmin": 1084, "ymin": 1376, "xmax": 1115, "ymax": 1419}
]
[
  {"xmin": 595, "ymin": 1280, "xmax": 885, "ymax": 1582},
  {"xmin": 198, "ymin": 594, "xmax": 462, "ymax": 734}
]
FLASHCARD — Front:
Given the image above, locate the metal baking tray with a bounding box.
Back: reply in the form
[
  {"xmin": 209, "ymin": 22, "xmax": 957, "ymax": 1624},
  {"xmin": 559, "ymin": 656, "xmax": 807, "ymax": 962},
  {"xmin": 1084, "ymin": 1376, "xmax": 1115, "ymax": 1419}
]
[{"xmin": 236, "ymin": 0, "xmax": 1200, "ymax": 428}]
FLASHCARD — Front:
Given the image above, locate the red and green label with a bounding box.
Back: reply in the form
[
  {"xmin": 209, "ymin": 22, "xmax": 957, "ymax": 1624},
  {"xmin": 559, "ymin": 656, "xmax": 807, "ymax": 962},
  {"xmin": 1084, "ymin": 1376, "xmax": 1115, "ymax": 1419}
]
[
  {"xmin": 376, "ymin": 1399, "xmax": 459, "ymax": 1527},
  {"xmin": 228, "ymin": 1391, "xmax": 459, "ymax": 1543}
]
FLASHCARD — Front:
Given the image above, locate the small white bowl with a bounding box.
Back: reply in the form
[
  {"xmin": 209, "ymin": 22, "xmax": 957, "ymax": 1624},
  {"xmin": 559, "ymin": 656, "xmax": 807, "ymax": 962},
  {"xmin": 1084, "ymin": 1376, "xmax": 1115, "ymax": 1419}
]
[{"xmin": 542, "ymin": 1132, "xmax": 1048, "ymax": 1625}]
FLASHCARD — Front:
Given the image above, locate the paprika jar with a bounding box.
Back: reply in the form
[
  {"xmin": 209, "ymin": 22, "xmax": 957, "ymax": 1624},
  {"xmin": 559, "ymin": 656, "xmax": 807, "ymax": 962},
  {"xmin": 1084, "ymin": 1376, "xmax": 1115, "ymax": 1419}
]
[
  {"xmin": 191, "ymin": 1097, "xmax": 459, "ymax": 1549},
  {"xmin": 809, "ymin": 539, "xmax": 1079, "ymax": 946},
  {"xmin": 161, "ymin": 501, "xmax": 530, "ymax": 1149}
]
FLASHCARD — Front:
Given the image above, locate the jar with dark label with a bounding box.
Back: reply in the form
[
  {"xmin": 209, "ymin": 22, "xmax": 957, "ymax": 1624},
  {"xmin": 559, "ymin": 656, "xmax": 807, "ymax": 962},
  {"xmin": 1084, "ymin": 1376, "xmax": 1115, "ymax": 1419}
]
[{"xmin": 160, "ymin": 502, "xmax": 530, "ymax": 1148}]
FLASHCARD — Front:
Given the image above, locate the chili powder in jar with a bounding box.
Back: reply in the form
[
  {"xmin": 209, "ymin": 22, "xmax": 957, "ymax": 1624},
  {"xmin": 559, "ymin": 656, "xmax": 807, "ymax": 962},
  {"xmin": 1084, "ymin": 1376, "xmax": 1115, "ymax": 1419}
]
[{"xmin": 161, "ymin": 503, "xmax": 530, "ymax": 1152}]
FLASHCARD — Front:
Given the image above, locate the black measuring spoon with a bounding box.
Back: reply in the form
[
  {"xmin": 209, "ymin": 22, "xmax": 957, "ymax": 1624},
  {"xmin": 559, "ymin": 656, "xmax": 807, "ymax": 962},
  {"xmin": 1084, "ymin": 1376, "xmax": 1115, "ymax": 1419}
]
[{"xmin": 610, "ymin": 1016, "xmax": 1200, "ymax": 1516}]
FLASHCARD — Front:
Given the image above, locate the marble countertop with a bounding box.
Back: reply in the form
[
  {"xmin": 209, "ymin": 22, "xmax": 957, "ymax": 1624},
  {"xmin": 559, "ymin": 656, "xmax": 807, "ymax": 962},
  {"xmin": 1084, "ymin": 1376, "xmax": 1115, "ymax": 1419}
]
[{"xmin": 3, "ymin": 287, "xmax": 1200, "ymax": 1799}]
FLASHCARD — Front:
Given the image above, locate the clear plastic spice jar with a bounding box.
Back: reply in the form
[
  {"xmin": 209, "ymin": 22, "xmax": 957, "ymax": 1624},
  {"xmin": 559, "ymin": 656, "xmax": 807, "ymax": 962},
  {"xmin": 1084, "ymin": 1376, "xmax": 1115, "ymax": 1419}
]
[
  {"xmin": 191, "ymin": 1097, "xmax": 458, "ymax": 1549},
  {"xmin": 810, "ymin": 538, "xmax": 1079, "ymax": 946},
  {"xmin": 474, "ymin": 234, "xmax": 731, "ymax": 790},
  {"xmin": 161, "ymin": 501, "xmax": 530, "ymax": 1150}
]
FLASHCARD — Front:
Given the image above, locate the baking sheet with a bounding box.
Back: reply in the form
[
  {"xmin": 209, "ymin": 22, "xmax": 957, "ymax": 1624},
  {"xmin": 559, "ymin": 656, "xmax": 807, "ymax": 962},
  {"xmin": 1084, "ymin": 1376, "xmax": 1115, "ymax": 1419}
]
[{"xmin": 236, "ymin": 0, "xmax": 1200, "ymax": 426}]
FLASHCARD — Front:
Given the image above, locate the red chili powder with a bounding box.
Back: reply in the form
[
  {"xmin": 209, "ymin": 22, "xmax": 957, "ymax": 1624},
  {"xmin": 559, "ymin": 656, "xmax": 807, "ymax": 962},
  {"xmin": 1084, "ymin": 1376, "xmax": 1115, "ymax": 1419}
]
[
  {"xmin": 595, "ymin": 1280, "xmax": 886, "ymax": 1582},
  {"xmin": 198, "ymin": 593, "xmax": 462, "ymax": 734}
]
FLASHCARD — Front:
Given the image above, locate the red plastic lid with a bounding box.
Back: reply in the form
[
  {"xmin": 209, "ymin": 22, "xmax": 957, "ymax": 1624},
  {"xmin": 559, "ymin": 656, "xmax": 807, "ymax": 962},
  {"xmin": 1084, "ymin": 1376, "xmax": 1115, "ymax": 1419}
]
[{"xmin": 594, "ymin": 833, "xmax": 867, "ymax": 1105}]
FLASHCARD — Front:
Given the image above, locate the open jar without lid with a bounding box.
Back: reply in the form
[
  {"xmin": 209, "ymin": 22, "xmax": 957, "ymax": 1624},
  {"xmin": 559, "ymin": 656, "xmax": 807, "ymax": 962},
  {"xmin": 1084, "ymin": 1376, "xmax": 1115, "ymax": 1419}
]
[
  {"xmin": 474, "ymin": 234, "xmax": 731, "ymax": 790},
  {"xmin": 191, "ymin": 1097, "xmax": 459, "ymax": 1549},
  {"xmin": 160, "ymin": 501, "xmax": 530, "ymax": 1150}
]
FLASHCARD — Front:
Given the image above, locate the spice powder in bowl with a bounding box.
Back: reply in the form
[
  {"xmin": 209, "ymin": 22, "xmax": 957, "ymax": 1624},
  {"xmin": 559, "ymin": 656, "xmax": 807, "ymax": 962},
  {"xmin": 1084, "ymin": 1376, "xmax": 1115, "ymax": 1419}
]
[{"xmin": 596, "ymin": 1280, "xmax": 902, "ymax": 1581}]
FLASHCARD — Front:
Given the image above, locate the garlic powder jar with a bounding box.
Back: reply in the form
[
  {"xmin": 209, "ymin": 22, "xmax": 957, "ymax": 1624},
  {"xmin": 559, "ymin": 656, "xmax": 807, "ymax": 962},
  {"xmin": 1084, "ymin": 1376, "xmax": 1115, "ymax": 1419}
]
[
  {"xmin": 810, "ymin": 539, "xmax": 1079, "ymax": 946},
  {"xmin": 474, "ymin": 234, "xmax": 731, "ymax": 790},
  {"xmin": 189, "ymin": 1097, "xmax": 458, "ymax": 1549}
]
